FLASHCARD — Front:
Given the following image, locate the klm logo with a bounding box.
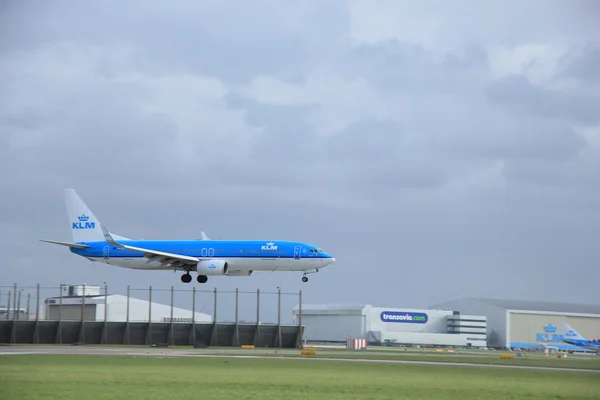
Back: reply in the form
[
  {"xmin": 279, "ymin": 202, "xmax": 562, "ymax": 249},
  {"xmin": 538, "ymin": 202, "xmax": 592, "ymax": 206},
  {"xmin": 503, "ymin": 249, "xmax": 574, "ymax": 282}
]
[
  {"xmin": 536, "ymin": 324, "xmax": 564, "ymax": 343},
  {"xmin": 72, "ymin": 214, "xmax": 95, "ymax": 230},
  {"xmin": 208, "ymin": 264, "xmax": 216, "ymax": 269},
  {"xmin": 262, "ymin": 242, "xmax": 278, "ymax": 251}
]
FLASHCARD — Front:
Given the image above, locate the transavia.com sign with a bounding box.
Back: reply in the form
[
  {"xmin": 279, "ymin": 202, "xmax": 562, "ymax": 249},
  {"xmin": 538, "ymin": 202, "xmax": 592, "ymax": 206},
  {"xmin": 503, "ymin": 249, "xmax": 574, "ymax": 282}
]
[{"xmin": 380, "ymin": 311, "xmax": 428, "ymax": 324}]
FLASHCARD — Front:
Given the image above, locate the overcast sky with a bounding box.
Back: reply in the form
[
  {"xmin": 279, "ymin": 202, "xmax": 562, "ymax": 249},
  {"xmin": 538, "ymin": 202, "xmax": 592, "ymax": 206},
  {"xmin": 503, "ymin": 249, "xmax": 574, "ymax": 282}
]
[{"xmin": 1, "ymin": 0, "xmax": 599, "ymax": 321}]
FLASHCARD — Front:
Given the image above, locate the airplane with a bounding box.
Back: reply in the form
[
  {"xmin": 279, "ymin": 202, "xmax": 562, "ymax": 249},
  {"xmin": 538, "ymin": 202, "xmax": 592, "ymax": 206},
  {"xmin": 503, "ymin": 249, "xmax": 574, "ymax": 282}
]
[
  {"xmin": 40, "ymin": 189, "xmax": 336, "ymax": 284},
  {"xmin": 561, "ymin": 323, "xmax": 600, "ymax": 353}
]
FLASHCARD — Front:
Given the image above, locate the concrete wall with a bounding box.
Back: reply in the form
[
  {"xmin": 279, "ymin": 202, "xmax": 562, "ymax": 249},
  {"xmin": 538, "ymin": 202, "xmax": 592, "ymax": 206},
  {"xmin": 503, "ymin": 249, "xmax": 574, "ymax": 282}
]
[
  {"xmin": 0, "ymin": 320, "xmax": 302, "ymax": 348},
  {"xmin": 508, "ymin": 311, "xmax": 600, "ymax": 350}
]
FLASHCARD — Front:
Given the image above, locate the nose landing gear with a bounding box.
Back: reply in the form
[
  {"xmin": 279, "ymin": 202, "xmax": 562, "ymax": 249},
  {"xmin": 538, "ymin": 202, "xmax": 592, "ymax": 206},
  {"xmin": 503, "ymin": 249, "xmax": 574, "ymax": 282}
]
[{"xmin": 301, "ymin": 269, "xmax": 319, "ymax": 282}]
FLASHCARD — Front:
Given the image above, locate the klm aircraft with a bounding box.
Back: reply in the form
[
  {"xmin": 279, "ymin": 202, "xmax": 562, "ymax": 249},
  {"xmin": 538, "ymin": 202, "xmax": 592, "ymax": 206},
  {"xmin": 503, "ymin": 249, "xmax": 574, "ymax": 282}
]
[
  {"xmin": 41, "ymin": 189, "xmax": 335, "ymax": 284},
  {"xmin": 562, "ymin": 323, "xmax": 600, "ymax": 353}
]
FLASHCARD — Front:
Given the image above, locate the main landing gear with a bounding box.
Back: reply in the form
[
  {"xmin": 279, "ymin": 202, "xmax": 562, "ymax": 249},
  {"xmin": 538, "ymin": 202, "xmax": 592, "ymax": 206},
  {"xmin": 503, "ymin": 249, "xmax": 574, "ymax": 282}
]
[
  {"xmin": 301, "ymin": 269, "xmax": 319, "ymax": 283},
  {"xmin": 180, "ymin": 273, "xmax": 208, "ymax": 284}
]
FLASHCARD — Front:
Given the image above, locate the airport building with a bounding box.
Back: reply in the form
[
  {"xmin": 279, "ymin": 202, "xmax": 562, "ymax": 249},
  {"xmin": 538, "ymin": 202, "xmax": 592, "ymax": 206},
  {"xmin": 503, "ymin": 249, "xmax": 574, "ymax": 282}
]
[
  {"xmin": 291, "ymin": 304, "xmax": 488, "ymax": 348},
  {"xmin": 44, "ymin": 285, "xmax": 212, "ymax": 323},
  {"xmin": 428, "ymin": 298, "xmax": 600, "ymax": 351}
]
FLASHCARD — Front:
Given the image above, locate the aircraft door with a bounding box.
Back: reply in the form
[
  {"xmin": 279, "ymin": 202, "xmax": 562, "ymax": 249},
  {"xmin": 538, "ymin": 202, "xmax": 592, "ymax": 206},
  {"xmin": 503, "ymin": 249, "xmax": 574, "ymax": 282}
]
[
  {"xmin": 103, "ymin": 246, "xmax": 109, "ymax": 259},
  {"xmin": 294, "ymin": 246, "xmax": 301, "ymax": 260}
]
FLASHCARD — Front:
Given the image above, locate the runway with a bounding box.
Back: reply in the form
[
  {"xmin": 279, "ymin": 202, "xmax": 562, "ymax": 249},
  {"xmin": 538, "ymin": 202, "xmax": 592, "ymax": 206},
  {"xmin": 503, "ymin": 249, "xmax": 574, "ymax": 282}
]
[{"xmin": 1, "ymin": 345, "xmax": 599, "ymax": 373}]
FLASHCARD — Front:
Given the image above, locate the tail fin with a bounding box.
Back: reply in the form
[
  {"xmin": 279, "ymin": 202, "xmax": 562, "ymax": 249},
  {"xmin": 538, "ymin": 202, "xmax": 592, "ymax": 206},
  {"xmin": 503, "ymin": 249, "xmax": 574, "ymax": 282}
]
[
  {"xmin": 64, "ymin": 189, "xmax": 107, "ymax": 243},
  {"xmin": 562, "ymin": 323, "xmax": 586, "ymax": 340}
]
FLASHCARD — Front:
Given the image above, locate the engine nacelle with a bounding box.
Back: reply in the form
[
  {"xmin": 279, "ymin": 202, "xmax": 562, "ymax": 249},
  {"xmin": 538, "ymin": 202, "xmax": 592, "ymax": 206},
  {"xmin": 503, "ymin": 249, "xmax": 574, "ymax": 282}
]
[
  {"xmin": 196, "ymin": 259, "xmax": 228, "ymax": 275},
  {"xmin": 225, "ymin": 270, "xmax": 253, "ymax": 276}
]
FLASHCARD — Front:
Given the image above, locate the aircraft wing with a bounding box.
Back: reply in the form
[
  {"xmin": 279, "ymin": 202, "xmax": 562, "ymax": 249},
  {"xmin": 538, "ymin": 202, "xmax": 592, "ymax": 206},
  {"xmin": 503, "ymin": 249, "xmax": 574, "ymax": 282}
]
[{"xmin": 100, "ymin": 224, "xmax": 199, "ymax": 269}]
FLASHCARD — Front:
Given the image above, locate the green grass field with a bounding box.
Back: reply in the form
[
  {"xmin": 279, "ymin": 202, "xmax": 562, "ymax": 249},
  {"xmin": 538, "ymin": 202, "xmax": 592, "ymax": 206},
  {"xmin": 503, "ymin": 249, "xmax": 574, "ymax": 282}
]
[{"xmin": 2, "ymin": 355, "xmax": 600, "ymax": 400}]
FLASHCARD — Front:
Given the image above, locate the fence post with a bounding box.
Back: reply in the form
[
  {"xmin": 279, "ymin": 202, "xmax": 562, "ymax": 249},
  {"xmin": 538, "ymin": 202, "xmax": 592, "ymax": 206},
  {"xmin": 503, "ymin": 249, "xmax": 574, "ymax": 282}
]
[
  {"xmin": 80, "ymin": 283, "xmax": 86, "ymax": 343},
  {"xmin": 211, "ymin": 287, "xmax": 218, "ymax": 346},
  {"xmin": 33, "ymin": 283, "xmax": 40, "ymax": 344},
  {"xmin": 298, "ymin": 289, "xmax": 303, "ymax": 348},
  {"xmin": 6, "ymin": 291, "xmax": 11, "ymax": 320},
  {"xmin": 125, "ymin": 285, "xmax": 130, "ymax": 345},
  {"xmin": 12, "ymin": 283, "xmax": 17, "ymax": 319},
  {"xmin": 233, "ymin": 288, "xmax": 239, "ymax": 346},
  {"xmin": 33, "ymin": 284, "xmax": 40, "ymax": 344},
  {"xmin": 147, "ymin": 285, "xmax": 153, "ymax": 345},
  {"xmin": 36, "ymin": 284, "xmax": 40, "ymax": 322},
  {"xmin": 103, "ymin": 284, "xmax": 108, "ymax": 344},
  {"xmin": 191, "ymin": 286, "xmax": 196, "ymax": 346},
  {"xmin": 16, "ymin": 290, "xmax": 22, "ymax": 321},
  {"xmin": 26, "ymin": 293, "xmax": 31, "ymax": 320},
  {"xmin": 254, "ymin": 289, "xmax": 260, "ymax": 346},
  {"xmin": 277, "ymin": 287, "xmax": 282, "ymax": 348},
  {"xmin": 9, "ymin": 285, "xmax": 16, "ymax": 343},
  {"xmin": 169, "ymin": 286, "xmax": 174, "ymax": 345},
  {"xmin": 57, "ymin": 285, "xmax": 63, "ymax": 344}
]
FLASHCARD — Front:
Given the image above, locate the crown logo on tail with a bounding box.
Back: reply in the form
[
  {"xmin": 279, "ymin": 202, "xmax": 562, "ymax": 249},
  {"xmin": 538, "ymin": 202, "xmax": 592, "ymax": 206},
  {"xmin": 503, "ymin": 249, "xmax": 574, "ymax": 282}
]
[{"xmin": 78, "ymin": 214, "xmax": 90, "ymax": 222}]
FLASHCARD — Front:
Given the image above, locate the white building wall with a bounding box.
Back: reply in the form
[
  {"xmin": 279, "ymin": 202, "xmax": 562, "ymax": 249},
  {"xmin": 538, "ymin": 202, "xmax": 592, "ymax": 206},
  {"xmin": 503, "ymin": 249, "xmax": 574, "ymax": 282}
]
[
  {"xmin": 94, "ymin": 295, "xmax": 212, "ymax": 323},
  {"xmin": 292, "ymin": 305, "xmax": 366, "ymax": 342},
  {"xmin": 295, "ymin": 304, "xmax": 487, "ymax": 347},
  {"xmin": 381, "ymin": 332, "xmax": 485, "ymax": 347},
  {"xmin": 300, "ymin": 314, "xmax": 365, "ymax": 342},
  {"xmin": 429, "ymin": 299, "xmax": 508, "ymax": 347}
]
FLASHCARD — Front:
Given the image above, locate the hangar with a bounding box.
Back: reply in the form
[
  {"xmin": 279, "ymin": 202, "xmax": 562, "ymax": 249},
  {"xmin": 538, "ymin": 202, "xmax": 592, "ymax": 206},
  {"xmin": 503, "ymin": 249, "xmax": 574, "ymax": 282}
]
[
  {"xmin": 44, "ymin": 285, "xmax": 212, "ymax": 323},
  {"xmin": 292, "ymin": 304, "xmax": 487, "ymax": 348},
  {"xmin": 429, "ymin": 298, "xmax": 600, "ymax": 351}
]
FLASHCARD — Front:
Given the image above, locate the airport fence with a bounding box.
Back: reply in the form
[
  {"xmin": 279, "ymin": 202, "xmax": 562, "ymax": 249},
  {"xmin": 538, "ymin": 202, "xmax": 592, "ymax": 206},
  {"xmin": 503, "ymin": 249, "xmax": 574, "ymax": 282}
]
[{"xmin": 0, "ymin": 283, "xmax": 305, "ymax": 348}]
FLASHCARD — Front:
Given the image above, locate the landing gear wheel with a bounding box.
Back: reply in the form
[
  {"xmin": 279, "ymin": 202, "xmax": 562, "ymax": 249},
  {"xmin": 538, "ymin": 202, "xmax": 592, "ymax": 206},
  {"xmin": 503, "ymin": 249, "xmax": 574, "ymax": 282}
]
[
  {"xmin": 181, "ymin": 273, "xmax": 192, "ymax": 283},
  {"xmin": 302, "ymin": 276, "xmax": 308, "ymax": 283},
  {"xmin": 197, "ymin": 274, "xmax": 208, "ymax": 284}
]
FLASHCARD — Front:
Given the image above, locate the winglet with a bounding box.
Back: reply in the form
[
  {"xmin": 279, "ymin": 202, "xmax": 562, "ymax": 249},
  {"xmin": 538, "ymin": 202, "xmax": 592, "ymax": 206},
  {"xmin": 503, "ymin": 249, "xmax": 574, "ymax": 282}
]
[
  {"xmin": 201, "ymin": 231, "xmax": 210, "ymax": 240},
  {"xmin": 100, "ymin": 224, "xmax": 120, "ymax": 247}
]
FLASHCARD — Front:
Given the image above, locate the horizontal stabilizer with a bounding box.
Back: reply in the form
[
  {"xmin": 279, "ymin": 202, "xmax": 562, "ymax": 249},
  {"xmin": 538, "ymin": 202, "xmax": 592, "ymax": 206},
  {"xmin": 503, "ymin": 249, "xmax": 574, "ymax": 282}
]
[{"xmin": 40, "ymin": 239, "xmax": 90, "ymax": 249}]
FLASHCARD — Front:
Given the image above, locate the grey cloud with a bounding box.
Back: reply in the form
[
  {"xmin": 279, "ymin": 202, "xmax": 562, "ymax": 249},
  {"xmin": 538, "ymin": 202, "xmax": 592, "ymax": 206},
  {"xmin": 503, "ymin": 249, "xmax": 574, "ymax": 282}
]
[
  {"xmin": 1, "ymin": 0, "xmax": 599, "ymax": 308},
  {"xmin": 0, "ymin": 0, "xmax": 349, "ymax": 83},
  {"xmin": 485, "ymin": 74, "xmax": 600, "ymax": 126},
  {"xmin": 559, "ymin": 44, "xmax": 600, "ymax": 85},
  {"xmin": 448, "ymin": 118, "xmax": 589, "ymax": 162}
]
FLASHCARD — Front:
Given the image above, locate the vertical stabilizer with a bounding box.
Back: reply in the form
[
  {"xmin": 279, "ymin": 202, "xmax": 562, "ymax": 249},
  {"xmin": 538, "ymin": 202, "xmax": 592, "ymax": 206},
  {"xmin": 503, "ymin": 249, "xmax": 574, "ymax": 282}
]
[
  {"xmin": 562, "ymin": 323, "xmax": 586, "ymax": 341},
  {"xmin": 64, "ymin": 189, "xmax": 106, "ymax": 243}
]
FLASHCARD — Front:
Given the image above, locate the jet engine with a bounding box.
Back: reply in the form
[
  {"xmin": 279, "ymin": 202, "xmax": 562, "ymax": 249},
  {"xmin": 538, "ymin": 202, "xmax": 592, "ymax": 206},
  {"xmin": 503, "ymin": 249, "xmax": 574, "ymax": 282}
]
[{"xmin": 196, "ymin": 259, "xmax": 228, "ymax": 275}]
